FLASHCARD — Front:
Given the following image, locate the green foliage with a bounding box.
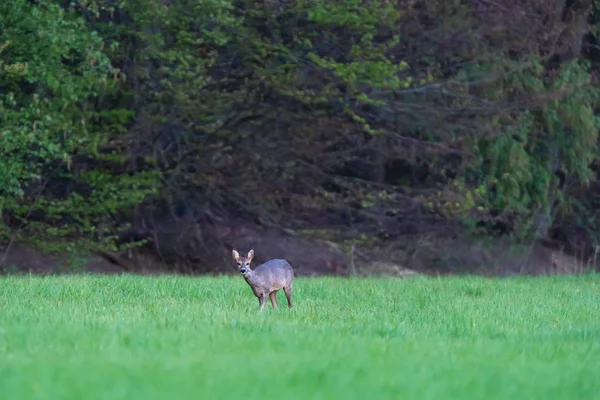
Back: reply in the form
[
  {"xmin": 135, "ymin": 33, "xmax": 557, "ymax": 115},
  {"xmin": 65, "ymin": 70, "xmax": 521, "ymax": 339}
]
[
  {"xmin": 0, "ymin": 0, "xmax": 158, "ymax": 259},
  {"xmin": 468, "ymin": 59, "xmax": 600, "ymax": 239},
  {"xmin": 0, "ymin": 275, "xmax": 599, "ymax": 398}
]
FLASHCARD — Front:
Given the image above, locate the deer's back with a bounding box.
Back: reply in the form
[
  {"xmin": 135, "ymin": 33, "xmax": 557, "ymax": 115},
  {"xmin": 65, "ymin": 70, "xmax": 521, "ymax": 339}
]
[{"xmin": 252, "ymin": 259, "xmax": 294, "ymax": 291}]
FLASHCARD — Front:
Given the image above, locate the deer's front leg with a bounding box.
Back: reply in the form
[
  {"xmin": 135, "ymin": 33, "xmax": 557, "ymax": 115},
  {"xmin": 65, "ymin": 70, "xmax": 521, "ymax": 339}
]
[{"xmin": 258, "ymin": 292, "xmax": 268, "ymax": 311}]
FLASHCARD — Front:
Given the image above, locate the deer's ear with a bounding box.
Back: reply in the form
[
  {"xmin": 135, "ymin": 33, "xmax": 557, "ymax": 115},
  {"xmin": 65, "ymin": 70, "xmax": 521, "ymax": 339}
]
[
  {"xmin": 247, "ymin": 249, "xmax": 254, "ymax": 260},
  {"xmin": 232, "ymin": 249, "xmax": 240, "ymax": 262}
]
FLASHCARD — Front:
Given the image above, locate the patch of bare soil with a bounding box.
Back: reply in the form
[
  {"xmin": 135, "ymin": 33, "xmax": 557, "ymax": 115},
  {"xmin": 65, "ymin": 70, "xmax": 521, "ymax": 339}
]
[
  {"xmin": 0, "ymin": 230, "xmax": 595, "ymax": 277},
  {"xmin": 404, "ymin": 236, "xmax": 598, "ymax": 276},
  {"xmin": 0, "ymin": 243, "xmax": 170, "ymax": 276}
]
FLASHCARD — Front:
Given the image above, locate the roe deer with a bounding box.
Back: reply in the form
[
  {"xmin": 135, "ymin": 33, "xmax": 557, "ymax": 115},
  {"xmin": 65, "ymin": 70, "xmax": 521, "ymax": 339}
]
[{"xmin": 232, "ymin": 249, "xmax": 294, "ymax": 310}]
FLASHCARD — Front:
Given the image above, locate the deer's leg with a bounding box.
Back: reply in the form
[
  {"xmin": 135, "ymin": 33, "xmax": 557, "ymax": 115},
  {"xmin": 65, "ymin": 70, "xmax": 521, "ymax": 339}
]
[
  {"xmin": 258, "ymin": 292, "xmax": 268, "ymax": 311},
  {"xmin": 269, "ymin": 291, "xmax": 279, "ymax": 309},
  {"xmin": 283, "ymin": 285, "xmax": 293, "ymax": 308}
]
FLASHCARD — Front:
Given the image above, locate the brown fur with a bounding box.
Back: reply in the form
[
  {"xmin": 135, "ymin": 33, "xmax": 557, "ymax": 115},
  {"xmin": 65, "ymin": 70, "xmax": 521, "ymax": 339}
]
[{"xmin": 232, "ymin": 249, "xmax": 294, "ymax": 310}]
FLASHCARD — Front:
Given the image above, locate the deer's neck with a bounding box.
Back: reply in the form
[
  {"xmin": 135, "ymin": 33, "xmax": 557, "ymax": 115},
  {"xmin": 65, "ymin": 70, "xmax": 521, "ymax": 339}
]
[{"xmin": 243, "ymin": 269, "xmax": 259, "ymax": 286}]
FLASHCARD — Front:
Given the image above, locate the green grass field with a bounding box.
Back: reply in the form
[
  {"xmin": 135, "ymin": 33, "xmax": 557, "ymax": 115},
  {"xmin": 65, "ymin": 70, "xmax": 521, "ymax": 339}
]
[{"xmin": 0, "ymin": 274, "xmax": 599, "ymax": 399}]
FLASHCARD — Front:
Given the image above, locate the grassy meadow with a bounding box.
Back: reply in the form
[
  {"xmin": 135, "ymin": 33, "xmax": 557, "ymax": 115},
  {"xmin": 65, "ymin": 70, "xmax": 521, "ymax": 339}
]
[{"xmin": 0, "ymin": 274, "xmax": 599, "ymax": 399}]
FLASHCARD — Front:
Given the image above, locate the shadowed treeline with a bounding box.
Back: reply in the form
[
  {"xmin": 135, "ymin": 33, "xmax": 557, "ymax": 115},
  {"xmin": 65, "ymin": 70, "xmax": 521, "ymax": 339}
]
[{"xmin": 2, "ymin": 0, "xmax": 600, "ymax": 275}]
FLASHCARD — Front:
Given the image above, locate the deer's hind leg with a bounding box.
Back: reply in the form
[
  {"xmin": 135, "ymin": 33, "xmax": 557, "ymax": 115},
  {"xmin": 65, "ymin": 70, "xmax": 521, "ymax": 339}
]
[
  {"xmin": 283, "ymin": 284, "xmax": 292, "ymax": 308},
  {"xmin": 269, "ymin": 291, "xmax": 279, "ymax": 309}
]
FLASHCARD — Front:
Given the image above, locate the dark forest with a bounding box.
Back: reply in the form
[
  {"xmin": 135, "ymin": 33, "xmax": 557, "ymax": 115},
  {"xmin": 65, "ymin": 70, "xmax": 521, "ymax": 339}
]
[{"xmin": 2, "ymin": 0, "xmax": 600, "ymax": 276}]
